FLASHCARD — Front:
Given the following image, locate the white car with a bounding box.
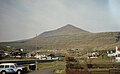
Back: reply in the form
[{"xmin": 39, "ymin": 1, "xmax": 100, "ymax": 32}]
[{"xmin": 0, "ymin": 63, "xmax": 26, "ymax": 74}]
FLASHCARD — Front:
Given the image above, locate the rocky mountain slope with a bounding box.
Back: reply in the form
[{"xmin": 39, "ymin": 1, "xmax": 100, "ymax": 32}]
[{"xmin": 0, "ymin": 24, "xmax": 120, "ymax": 50}]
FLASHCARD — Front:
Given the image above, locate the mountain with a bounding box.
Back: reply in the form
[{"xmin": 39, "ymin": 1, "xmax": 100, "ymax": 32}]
[
  {"xmin": 39, "ymin": 24, "xmax": 90, "ymax": 37},
  {"xmin": 0, "ymin": 24, "xmax": 120, "ymax": 51}
]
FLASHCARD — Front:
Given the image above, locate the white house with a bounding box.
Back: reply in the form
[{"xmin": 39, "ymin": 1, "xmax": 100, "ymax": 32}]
[
  {"xmin": 107, "ymin": 50, "xmax": 116, "ymax": 57},
  {"xmin": 115, "ymin": 46, "xmax": 120, "ymax": 62},
  {"xmin": 107, "ymin": 46, "xmax": 120, "ymax": 57},
  {"xmin": 34, "ymin": 54, "xmax": 47, "ymax": 60},
  {"xmin": 115, "ymin": 46, "xmax": 120, "ymax": 55},
  {"xmin": 107, "ymin": 46, "xmax": 120, "ymax": 62}
]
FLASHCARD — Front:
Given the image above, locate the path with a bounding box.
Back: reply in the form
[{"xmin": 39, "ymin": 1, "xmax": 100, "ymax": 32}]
[{"xmin": 28, "ymin": 67, "xmax": 55, "ymax": 74}]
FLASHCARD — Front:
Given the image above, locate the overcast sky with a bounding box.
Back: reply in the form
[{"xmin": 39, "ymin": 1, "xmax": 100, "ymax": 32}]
[{"xmin": 0, "ymin": 0, "xmax": 120, "ymax": 42}]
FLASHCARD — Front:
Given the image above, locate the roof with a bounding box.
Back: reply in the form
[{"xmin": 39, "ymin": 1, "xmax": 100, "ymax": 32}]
[
  {"xmin": 0, "ymin": 63, "xmax": 16, "ymax": 65},
  {"xmin": 117, "ymin": 48, "xmax": 120, "ymax": 51}
]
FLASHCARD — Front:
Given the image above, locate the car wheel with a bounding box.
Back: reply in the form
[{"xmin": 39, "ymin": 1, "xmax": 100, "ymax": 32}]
[
  {"xmin": 1, "ymin": 71, "xmax": 6, "ymax": 74},
  {"xmin": 17, "ymin": 70, "xmax": 21, "ymax": 74}
]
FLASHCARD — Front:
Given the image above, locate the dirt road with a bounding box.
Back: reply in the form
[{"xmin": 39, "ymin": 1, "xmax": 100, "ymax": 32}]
[{"xmin": 28, "ymin": 68, "xmax": 55, "ymax": 74}]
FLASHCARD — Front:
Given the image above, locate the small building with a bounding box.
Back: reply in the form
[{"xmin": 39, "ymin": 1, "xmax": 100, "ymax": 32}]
[
  {"xmin": 88, "ymin": 51, "xmax": 99, "ymax": 58},
  {"xmin": 107, "ymin": 46, "xmax": 120, "ymax": 57},
  {"xmin": 107, "ymin": 46, "xmax": 120, "ymax": 62},
  {"xmin": 107, "ymin": 50, "xmax": 116, "ymax": 57},
  {"xmin": 34, "ymin": 53, "xmax": 51, "ymax": 60},
  {"xmin": 115, "ymin": 56, "xmax": 120, "ymax": 62},
  {"xmin": 115, "ymin": 47, "xmax": 120, "ymax": 62}
]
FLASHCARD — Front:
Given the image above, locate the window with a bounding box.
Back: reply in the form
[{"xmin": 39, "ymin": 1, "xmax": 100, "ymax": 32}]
[
  {"xmin": 0, "ymin": 65, "xmax": 4, "ymax": 68},
  {"xmin": 5, "ymin": 65, "xmax": 9, "ymax": 68},
  {"xmin": 10, "ymin": 65, "xmax": 15, "ymax": 68}
]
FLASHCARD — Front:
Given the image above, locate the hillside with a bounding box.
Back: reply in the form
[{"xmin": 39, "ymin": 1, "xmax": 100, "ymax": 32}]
[
  {"xmin": 39, "ymin": 24, "xmax": 90, "ymax": 37},
  {"xmin": 0, "ymin": 24, "xmax": 120, "ymax": 50}
]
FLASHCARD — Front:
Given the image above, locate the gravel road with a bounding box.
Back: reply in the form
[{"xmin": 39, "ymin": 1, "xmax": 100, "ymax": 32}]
[{"xmin": 28, "ymin": 68, "xmax": 55, "ymax": 74}]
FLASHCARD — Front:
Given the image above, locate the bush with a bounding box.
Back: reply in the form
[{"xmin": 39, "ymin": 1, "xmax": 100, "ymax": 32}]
[
  {"xmin": 66, "ymin": 62, "xmax": 84, "ymax": 69},
  {"xmin": 65, "ymin": 57, "xmax": 77, "ymax": 62}
]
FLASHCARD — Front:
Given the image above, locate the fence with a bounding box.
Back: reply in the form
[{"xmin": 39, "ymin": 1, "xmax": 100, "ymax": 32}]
[
  {"xmin": 109, "ymin": 69, "xmax": 120, "ymax": 74},
  {"xmin": 66, "ymin": 69, "xmax": 120, "ymax": 74},
  {"xmin": 66, "ymin": 69, "xmax": 91, "ymax": 74}
]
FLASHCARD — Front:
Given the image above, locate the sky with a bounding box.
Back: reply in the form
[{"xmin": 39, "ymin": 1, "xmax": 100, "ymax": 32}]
[{"xmin": 0, "ymin": 0, "xmax": 120, "ymax": 42}]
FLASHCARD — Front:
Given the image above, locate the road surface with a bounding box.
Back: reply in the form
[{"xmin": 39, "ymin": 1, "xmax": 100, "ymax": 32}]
[{"xmin": 28, "ymin": 68, "xmax": 55, "ymax": 74}]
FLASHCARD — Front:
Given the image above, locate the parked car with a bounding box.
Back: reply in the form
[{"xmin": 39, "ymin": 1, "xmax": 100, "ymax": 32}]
[{"xmin": 0, "ymin": 63, "xmax": 26, "ymax": 74}]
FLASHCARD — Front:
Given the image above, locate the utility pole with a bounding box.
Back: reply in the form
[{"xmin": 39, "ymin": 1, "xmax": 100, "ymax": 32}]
[
  {"xmin": 35, "ymin": 34, "xmax": 38, "ymax": 71},
  {"xmin": 36, "ymin": 34, "xmax": 38, "ymax": 50}
]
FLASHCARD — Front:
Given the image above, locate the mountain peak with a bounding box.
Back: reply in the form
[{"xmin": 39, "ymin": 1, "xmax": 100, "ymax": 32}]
[
  {"xmin": 39, "ymin": 24, "xmax": 90, "ymax": 37},
  {"xmin": 57, "ymin": 24, "xmax": 90, "ymax": 33},
  {"xmin": 64, "ymin": 24, "xmax": 75, "ymax": 27},
  {"xmin": 60, "ymin": 24, "xmax": 78, "ymax": 29}
]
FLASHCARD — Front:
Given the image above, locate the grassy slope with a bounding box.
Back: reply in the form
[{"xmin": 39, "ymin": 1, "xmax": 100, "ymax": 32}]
[
  {"xmin": 15, "ymin": 32, "xmax": 119, "ymax": 50},
  {"xmin": 1, "ymin": 32, "xmax": 120, "ymax": 50}
]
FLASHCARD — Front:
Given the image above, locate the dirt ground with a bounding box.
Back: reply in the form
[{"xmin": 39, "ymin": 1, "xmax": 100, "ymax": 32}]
[{"xmin": 28, "ymin": 68, "xmax": 55, "ymax": 74}]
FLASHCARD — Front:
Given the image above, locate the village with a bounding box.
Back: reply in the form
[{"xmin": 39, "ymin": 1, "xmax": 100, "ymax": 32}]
[
  {"xmin": 1, "ymin": 44, "xmax": 120, "ymax": 74},
  {"xmin": 1, "ymin": 45, "xmax": 120, "ymax": 61}
]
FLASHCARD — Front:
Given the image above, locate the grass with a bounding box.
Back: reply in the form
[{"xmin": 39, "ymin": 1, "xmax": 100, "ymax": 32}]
[
  {"xmin": 54, "ymin": 69, "xmax": 66, "ymax": 74},
  {"xmin": 37, "ymin": 62, "xmax": 56, "ymax": 69},
  {"xmin": 37, "ymin": 61, "xmax": 65, "ymax": 69},
  {"xmin": 53, "ymin": 61, "xmax": 66, "ymax": 74},
  {"xmin": 89, "ymin": 68, "xmax": 109, "ymax": 71},
  {"xmin": 36, "ymin": 61, "xmax": 66, "ymax": 74}
]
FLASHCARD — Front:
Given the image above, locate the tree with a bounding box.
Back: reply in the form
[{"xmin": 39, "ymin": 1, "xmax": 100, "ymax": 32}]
[{"xmin": 0, "ymin": 50, "xmax": 5, "ymax": 60}]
